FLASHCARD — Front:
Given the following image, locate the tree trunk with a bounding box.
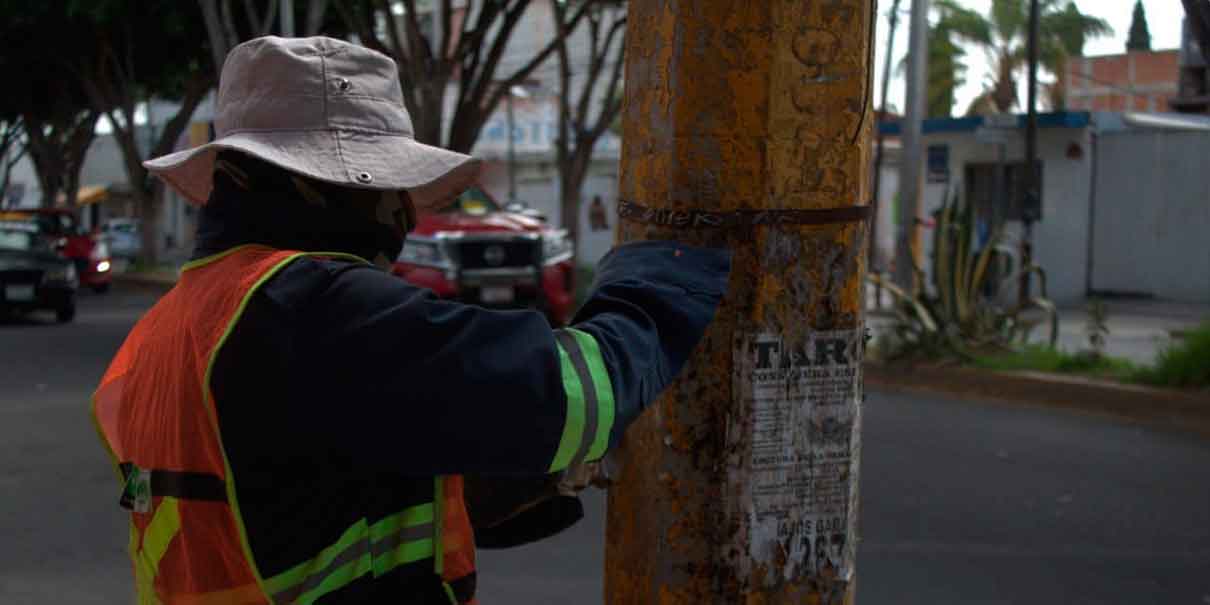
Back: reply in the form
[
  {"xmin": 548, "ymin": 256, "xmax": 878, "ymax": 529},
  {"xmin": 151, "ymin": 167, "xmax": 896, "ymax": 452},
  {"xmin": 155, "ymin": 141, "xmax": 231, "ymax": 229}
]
[
  {"xmin": 558, "ymin": 153, "xmax": 589, "ymax": 257},
  {"xmin": 136, "ymin": 184, "xmax": 163, "ymax": 266}
]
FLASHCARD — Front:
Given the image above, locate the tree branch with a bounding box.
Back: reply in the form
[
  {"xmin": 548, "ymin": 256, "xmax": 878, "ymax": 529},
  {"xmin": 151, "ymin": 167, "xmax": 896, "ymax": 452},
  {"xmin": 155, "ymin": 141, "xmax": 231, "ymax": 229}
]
[
  {"xmin": 484, "ymin": 0, "xmax": 596, "ymax": 115},
  {"xmin": 305, "ymin": 0, "xmax": 329, "ymax": 35},
  {"xmin": 199, "ymin": 0, "xmax": 231, "ymax": 80},
  {"xmin": 220, "ymin": 0, "xmax": 240, "ymax": 50},
  {"xmin": 440, "ymin": 0, "xmax": 455, "ymax": 59},
  {"xmin": 400, "ymin": 0, "xmax": 434, "ymax": 63}
]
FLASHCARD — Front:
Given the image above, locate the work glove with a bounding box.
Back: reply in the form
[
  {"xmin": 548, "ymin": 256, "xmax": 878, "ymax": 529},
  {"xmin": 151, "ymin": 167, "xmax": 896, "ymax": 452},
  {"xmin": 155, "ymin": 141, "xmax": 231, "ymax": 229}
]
[{"xmin": 463, "ymin": 456, "xmax": 615, "ymax": 549}]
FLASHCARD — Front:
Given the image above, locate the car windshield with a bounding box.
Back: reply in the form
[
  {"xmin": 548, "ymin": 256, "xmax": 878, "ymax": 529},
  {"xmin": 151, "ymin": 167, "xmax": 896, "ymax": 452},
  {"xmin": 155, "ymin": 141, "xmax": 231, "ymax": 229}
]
[
  {"xmin": 441, "ymin": 187, "xmax": 501, "ymax": 215},
  {"xmin": 0, "ymin": 229, "xmax": 35, "ymax": 251}
]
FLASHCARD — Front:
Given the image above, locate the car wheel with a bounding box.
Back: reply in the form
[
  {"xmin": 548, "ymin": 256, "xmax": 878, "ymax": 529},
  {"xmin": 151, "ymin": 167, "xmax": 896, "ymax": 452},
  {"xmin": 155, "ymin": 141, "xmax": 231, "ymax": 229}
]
[
  {"xmin": 56, "ymin": 303, "xmax": 76, "ymax": 323},
  {"xmin": 92, "ymin": 283, "xmax": 111, "ymax": 294}
]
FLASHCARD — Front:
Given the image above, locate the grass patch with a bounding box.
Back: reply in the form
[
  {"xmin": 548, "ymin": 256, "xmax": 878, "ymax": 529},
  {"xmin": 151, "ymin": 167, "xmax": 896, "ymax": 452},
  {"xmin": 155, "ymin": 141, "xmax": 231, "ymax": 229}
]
[
  {"xmin": 1132, "ymin": 322, "xmax": 1210, "ymax": 389},
  {"xmin": 972, "ymin": 345, "xmax": 1139, "ymax": 381}
]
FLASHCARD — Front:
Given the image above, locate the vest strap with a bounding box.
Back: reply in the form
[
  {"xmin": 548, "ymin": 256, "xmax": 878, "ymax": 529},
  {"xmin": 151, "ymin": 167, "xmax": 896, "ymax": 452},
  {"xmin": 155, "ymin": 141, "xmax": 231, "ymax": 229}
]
[{"xmin": 119, "ymin": 463, "xmax": 227, "ymax": 508}]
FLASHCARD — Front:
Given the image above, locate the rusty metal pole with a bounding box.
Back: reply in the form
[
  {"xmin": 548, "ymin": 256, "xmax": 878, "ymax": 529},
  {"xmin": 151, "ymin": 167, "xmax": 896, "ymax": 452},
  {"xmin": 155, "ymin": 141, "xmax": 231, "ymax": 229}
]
[{"xmin": 606, "ymin": 1, "xmax": 874, "ymax": 603}]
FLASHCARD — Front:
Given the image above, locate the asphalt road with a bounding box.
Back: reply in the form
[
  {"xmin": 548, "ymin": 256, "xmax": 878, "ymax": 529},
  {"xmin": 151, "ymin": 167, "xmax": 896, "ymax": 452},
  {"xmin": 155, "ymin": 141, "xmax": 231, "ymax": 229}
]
[{"xmin": 2, "ymin": 283, "xmax": 1208, "ymax": 604}]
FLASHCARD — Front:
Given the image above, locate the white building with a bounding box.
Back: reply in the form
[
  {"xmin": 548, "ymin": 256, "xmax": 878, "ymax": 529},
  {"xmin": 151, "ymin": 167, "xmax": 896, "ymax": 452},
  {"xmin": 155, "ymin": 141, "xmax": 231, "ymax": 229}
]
[{"xmin": 878, "ymin": 111, "xmax": 1210, "ymax": 304}]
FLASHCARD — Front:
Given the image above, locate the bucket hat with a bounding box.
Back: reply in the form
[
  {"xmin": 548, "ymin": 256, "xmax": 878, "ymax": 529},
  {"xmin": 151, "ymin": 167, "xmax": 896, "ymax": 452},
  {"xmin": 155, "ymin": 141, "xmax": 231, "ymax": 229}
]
[{"xmin": 144, "ymin": 36, "xmax": 481, "ymax": 212}]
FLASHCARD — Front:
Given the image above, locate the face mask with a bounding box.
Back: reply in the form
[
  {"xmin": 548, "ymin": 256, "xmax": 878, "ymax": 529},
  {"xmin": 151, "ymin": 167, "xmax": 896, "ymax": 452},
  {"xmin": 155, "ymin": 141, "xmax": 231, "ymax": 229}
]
[{"xmin": 375, "ymin": 190, "xmax": 415, "ymax": 237}]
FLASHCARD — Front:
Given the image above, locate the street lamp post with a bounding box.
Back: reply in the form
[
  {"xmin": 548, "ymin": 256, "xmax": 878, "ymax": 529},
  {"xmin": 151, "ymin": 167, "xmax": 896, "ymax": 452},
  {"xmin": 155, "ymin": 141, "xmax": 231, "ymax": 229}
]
[{"xmin": 505, "ymin": 85, "xmax": 531, "ymax": 205}]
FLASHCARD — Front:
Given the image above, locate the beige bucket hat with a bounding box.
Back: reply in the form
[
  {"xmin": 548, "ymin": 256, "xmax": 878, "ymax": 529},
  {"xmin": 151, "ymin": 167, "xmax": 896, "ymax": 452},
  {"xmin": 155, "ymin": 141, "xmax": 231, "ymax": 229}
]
[{"xmin": 144, "ymin": 36, "xmax": 481, "ymax": 212}]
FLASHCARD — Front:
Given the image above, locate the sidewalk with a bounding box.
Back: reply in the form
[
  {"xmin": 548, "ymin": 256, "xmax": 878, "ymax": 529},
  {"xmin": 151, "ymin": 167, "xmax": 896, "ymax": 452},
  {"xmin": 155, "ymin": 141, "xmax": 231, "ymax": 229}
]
[{"xmin": 865, "ymin": 283, "xmax": 1210, "ymax": 366}]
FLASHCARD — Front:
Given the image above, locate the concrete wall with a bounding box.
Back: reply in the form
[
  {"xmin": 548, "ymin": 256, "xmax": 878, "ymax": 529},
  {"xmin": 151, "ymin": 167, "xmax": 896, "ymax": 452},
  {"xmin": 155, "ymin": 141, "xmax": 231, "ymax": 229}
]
[
  {"xmin": 1091, "ymin": 131, "xmax": 1210, "ymax": 302},
  {"xmin": 915, "ymin": 126, "xmax": 1095, "ymax": 304}
]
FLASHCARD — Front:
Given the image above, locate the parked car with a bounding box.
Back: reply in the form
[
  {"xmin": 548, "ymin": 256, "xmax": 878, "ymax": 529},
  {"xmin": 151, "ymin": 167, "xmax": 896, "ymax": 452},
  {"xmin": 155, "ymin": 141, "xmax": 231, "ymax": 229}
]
[
  {"xmin": 0, "ymin": 222, "xmax": 78, "ymax": 323},
  {"xmin": 392, "ymin": 187, "xmax": 576, "ymax": 325},
  {"xmin": 0, "ymin": 209, "xmax": 112, "ymax": 293},
  {"xmin": 99, "ymin": 218, "xmax": 142, "ymax": 261}
]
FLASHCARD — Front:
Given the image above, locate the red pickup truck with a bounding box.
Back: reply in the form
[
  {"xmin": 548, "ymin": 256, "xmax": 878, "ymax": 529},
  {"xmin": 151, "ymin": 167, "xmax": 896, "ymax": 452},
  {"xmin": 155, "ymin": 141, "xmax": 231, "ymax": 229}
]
[{"xmin": 391, "ymin": 188, "xmax": 576, "ymax": 326}]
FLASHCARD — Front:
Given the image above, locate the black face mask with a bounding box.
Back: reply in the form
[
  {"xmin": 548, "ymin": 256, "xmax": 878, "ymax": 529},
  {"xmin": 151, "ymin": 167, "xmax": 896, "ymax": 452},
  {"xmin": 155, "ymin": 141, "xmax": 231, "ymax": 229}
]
[{"xmin": 200, "ymin": 152, "xmax": 410, "ymax": 263}]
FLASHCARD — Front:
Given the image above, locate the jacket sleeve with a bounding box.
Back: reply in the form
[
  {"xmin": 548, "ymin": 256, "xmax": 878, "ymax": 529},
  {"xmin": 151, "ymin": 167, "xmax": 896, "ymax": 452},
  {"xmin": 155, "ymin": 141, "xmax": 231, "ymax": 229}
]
[{"xmin": 283, "ymin": 241, "xmax": 730, "ymax": 477}]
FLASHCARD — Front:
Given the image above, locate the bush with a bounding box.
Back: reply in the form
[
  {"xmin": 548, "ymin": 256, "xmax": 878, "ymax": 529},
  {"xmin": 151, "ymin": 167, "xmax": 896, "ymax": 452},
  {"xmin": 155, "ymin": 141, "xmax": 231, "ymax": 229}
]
[{"xmin": 1133, "ymin": 322, "xmax": 1210, "ymax": 389}]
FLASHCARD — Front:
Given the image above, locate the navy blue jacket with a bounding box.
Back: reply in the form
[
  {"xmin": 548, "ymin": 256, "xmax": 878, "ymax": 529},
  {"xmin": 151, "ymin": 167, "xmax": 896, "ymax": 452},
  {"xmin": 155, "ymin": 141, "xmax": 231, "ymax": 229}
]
[{"xmin": 198, "ymin": 182, "xmax": 730, "ymax": 602}]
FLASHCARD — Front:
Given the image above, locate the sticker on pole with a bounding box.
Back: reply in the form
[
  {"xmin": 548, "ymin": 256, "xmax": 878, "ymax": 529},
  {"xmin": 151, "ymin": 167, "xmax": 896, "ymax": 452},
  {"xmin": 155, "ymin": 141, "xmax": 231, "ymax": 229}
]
[{"xmin": 729, "ymin": 329, "xmax": 862, "ymax": 586}]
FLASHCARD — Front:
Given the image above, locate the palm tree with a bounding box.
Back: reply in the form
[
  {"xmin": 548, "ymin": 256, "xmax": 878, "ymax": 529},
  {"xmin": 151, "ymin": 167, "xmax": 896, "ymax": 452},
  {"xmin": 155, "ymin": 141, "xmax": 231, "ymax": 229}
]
[
  {"xmin": 898, "ymin": 4, "xmax": 977, "ymax": 118},
  {"xmin": 935, "ymin": 0, "xmax": 1111, "ymax": 113}
]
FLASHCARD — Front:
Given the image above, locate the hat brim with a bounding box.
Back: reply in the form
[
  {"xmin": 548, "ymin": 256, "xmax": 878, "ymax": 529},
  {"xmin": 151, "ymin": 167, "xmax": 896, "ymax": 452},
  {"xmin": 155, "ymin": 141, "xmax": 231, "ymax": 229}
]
[{"xmin": 144, "ymin": 129, "xmax": 482, "ymax": 213}]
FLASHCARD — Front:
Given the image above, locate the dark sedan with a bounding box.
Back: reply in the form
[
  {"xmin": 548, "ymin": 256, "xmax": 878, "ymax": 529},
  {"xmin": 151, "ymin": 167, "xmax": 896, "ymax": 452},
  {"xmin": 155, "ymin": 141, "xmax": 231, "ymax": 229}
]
[{"xmin": 0, "ymin": 224, "xmax": 78, "ymax": 323}]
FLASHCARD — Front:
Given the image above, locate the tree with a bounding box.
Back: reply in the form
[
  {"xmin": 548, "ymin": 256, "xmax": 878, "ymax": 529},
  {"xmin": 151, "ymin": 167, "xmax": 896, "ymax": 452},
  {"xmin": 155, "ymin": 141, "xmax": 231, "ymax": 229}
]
[
  {"xmin": 938, "ymin": 0, "xmax": 1111, "ymax": 113},
  {"xmin": 70, "ymin": 0, "xmax": 215, "ymax": 264},
  {"xmin": 199, "ymin": 0, "xmax": 342, "ymax": 82},
  {"xmin": 335, "ymin": 0, "xmax": 598, "ymax": 153},
  {"xmin": 551, "ymin": 1, "xmax": 624, "ymax": 253},
  {"xmin": 0, "ymin": 118, "xmax": 26, "ymax": 208},
  {"xmin": 1127, "ymin": 0, "xmax": 1152, "ymax": 51},
  {"xmin": 0, "ymin": 1, "xmax": 102, "ymax": 209},
  {"xmin": 896, "ymin": 3, "xmax": 976, "ymax": 118}
]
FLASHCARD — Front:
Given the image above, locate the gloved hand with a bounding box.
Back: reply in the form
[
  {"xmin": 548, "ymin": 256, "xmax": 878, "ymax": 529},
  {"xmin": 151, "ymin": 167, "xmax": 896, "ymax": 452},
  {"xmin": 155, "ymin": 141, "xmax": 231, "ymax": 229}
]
[{"xmin": 463, "ymin": 455, "xmax": 616, "ymax": 550}]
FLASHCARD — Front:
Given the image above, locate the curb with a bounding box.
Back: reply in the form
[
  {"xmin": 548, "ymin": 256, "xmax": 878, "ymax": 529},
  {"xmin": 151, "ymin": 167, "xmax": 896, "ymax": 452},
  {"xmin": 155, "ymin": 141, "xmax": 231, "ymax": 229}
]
[{"xmin": 865, "ymin": 362, "xmax": 1210, "ymax": 439}]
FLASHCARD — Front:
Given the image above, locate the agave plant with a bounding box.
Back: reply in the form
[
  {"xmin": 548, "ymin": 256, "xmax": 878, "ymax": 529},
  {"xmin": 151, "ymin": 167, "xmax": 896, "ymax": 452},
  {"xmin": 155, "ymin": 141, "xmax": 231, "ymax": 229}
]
[{"xmin": 870, "ymin": 191, "xmax": 1058, "ymax": 359}]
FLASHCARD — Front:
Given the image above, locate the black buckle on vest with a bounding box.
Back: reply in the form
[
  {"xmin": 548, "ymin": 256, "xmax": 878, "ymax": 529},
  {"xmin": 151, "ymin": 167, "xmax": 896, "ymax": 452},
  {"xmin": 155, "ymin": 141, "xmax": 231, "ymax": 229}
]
[{"xmin": 118, "ymin": 462, "xmax": 228, "ymax": 510}]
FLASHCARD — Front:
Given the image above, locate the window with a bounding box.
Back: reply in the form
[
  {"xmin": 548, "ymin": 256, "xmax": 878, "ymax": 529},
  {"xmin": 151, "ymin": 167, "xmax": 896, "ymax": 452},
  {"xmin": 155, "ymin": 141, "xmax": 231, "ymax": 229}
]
[{"xmin": 964, "ymin": 161, "xmax": 1044, "ymax": 224}]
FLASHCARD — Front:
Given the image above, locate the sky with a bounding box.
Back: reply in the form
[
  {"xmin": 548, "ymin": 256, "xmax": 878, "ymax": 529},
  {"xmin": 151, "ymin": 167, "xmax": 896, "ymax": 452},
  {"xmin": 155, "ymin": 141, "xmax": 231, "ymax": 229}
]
[{"xmin": 871, "ymin": 0, "xmax": 1186, "ymax": 115}]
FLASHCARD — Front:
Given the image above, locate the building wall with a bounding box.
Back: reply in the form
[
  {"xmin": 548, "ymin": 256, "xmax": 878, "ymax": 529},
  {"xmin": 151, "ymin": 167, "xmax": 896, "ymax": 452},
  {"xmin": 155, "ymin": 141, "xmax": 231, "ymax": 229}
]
[
  {"xmin": 1091, "ymin": 131, "xmax": 1210, "ymax": 302},
  {"xmin": 1066, "ymin": 50, "xmax": 1180, "ymax": 112},
  {"xmin": 916, "ymin": 126, "xmax": 1095, "ymax": 304}
]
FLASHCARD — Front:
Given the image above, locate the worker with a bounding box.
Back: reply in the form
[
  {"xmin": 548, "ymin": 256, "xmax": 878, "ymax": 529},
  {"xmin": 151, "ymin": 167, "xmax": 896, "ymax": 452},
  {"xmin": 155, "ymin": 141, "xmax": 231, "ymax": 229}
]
[{"xmin": 91, "ymin": 36, "xmax": 729, "ymax": 604}]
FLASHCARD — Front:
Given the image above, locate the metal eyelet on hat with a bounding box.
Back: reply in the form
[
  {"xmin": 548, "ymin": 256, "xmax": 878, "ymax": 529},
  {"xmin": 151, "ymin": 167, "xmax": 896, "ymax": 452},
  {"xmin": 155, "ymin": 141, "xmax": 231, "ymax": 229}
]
[
  {"xmin": 336, "ymin": 77, "xmax": 352, "ymax": 92},
  {"xmin": 355, "ymin": 171, "xmax": 373, "ymax": 184}
]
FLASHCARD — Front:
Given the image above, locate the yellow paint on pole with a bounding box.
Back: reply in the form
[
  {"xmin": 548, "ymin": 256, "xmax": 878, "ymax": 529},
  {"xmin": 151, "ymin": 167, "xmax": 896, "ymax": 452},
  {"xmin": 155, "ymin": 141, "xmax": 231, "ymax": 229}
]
[{"xmin": 606, "ymin": 1, "xmax": 874, "ymax": 603}]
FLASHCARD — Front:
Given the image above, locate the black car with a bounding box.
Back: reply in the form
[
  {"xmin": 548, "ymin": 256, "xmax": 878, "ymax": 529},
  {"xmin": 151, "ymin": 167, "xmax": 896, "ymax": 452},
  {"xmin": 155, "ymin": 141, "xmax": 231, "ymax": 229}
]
[{"xmin": 0, "ymin": 223, "xmax": 78, "ymax": 323}]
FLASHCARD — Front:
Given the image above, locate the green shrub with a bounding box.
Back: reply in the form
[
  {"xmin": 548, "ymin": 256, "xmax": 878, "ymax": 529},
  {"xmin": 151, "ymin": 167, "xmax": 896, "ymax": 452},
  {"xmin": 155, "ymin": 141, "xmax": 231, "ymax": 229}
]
[
  {"xmin": 1132, "ymin": 322, "xmax": 1210, "ymax": 389},
  {"xmin": 973, "ymin": 345, "xmax": 1138, "ymax": 381}
]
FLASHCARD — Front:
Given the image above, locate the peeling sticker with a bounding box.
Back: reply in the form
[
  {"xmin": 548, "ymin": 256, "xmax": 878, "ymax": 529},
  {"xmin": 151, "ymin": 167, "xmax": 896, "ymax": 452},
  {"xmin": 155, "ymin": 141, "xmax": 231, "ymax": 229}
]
[{"xmin": 730, "ymin": 329, "xmax": 862, "ymax": 586}]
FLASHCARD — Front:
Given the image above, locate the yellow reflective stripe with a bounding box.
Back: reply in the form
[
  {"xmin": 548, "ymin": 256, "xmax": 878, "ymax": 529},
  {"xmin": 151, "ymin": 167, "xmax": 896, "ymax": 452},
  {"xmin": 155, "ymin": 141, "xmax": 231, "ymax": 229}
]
[
  {"xmin": 549, "ymin": 342, "xmax": 587, "ymax": 472},
  {"xmin": 567, "ymin": 328, "xmax": 616, "ymax": 461},
  {"xmin": 143, "ymin": 497, "xmax": 181, "ymax": 568},
  {"xmin": 179, "ymin": 244, "xmax": 261, "ymax": 273},
  {"xmin": 131, "ymin": 497, "xmax": 181, "ymax": 605},
  {"xmin": 264, "ymin": 504, "xmax": 436, "ymax": 602}
]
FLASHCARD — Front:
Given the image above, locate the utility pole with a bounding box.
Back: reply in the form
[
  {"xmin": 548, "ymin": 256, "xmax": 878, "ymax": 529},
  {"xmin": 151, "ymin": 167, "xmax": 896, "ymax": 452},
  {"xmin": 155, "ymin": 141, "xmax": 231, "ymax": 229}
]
[
  {"xmin": 871, "ymin": 0, "xmax": 904, "ymax": 308},
  {"xmin": 506, "ymin": 92, "xmax": 518, "ymax": 204},
  {"xmin": 606, "ymin": 2, "xmax": 874, "ymax": 603},
  {"xmin": 893, "ymin": 0, "xmax": 929, "ymax": 292},
  {"xmin": 1021, "ymin": 0, "xmax": 1040, "ymax": 304}
]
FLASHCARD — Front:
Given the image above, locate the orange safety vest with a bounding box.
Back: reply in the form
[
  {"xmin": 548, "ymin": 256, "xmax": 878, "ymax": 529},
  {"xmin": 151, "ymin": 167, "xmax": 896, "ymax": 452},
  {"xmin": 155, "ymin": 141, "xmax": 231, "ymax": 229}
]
[{"xmin": 91, "ymin": 245, "xmax": 476, "ymax": 604}]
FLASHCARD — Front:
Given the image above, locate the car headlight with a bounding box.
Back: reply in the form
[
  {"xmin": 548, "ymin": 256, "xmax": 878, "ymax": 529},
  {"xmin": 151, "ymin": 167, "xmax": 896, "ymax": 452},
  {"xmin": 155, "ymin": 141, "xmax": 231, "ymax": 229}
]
[
  {"xmin": 44, "ymin": 263, "xmax": 77, "ymax": 284},
  {"xmin": 542, "ymin": 230, "xmax": 573, "ymax": 263},
  {"xmin": 397, "ymin": 238, "xmax": 452, "ymax": 268}
]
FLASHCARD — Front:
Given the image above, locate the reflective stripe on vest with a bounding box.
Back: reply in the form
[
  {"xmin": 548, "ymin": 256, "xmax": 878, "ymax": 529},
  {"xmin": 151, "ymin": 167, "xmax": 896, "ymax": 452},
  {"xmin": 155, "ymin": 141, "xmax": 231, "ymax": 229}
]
[
  {"xmin": 92, "ymin": 245, "xmax": 479, "ymax": 603},
  {"xmin": 264, "ymin": 503, "xmax": 435, "ymax": 604},
  {"xmin": 548, "ymin": 328, "xmax": 616, "ymax": 473}
]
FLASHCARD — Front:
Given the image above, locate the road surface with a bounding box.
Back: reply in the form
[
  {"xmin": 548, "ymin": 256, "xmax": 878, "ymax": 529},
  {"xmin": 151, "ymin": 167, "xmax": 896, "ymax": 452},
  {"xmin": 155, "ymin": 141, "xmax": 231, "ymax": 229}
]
[{"xmin": 2, "ymin": 283, "xmax": 1207, "ymax": 604}]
